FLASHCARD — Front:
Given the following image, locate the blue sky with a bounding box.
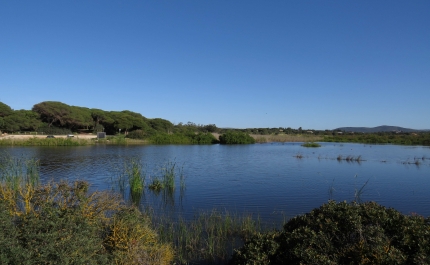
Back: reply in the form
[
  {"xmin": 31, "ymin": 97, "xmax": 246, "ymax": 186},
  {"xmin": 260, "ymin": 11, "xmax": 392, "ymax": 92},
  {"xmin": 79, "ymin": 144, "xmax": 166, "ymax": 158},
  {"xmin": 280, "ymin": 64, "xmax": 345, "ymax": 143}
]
[{"xmin": 1, "ymin": 1, "xmax": 429, "ymax": 130}]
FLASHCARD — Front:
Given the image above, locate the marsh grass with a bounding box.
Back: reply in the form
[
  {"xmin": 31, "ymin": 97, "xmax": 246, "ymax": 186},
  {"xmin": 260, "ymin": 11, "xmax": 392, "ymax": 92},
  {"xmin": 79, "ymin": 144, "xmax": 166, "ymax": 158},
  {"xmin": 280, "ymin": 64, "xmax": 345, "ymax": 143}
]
[
  {"xmin": 0, "ymin": 153, "xmax": 40, "ymax": 215},
  {"xmin": 148, "ymin": 160, "xmax": 184, "ymax": 192},
  {"xmin": 301, "ymin": 142, "xmax": 321, "ymax": 147},
  {"xmin": 0, "ymin": 137, "xmax": 91, "ymax": 146},
  {"xmin": 153, "ymin": 209, "xmax": 266, "ymax": 264},
  {"xmin": 403, "ymin": 159, "xmax": 422, "ymax": 166},
  {"xmin": 354, "ymin": 175, "xmax": 369, "ymax": 203},
  {"xmin": 337, "ymin": 155, "xmax": 364, "ymax": 163},
  {"xmin": 111, "ymin": 158, "xmax": 185, "ymax": 206},
  {"xmin": 294, "ymin": 153, "xmax": 304, "ymax": 159}
]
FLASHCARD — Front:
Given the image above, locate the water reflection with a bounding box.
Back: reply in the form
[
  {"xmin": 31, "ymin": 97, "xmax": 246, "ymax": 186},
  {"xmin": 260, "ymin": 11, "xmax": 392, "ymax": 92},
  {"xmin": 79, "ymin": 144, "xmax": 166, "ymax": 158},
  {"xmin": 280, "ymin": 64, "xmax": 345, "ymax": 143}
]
[{"xmin": 1, "ymin": 143, "xmax": 430, "ymax": 221}]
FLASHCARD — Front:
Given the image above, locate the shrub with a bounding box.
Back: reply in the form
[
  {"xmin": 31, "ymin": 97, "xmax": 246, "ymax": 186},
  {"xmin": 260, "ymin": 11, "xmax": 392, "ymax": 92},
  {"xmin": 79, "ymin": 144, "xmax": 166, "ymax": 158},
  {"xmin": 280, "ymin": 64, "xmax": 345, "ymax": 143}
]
[
  {"xmin": 228, "ymin": 231, "xmax": 280, "ymax": 265},
  {"xmin": 105, "ymin": 208, "xmax": 174, "ymax": 265},
  {"xmin": 219, "ymin": 131, "xmax": 255, "ymax": 144},
  {"xmin": 301, "ymin": 142, "xmax": 321, "ymax": 147},
  {"xmin": 0, "ymin": 180, "xmax": 174, "ymax": 265},
  {"xmin": 149, "ymin": 133, "xmax": 192, "ymax": 144},
  {"xmin": 126, "ymin": 129, "xmax": 147, "ymax": 140},
  {"xmin": 230, "ymin": 201, "xmax": 430, "ymax": 265},
  {"xmin": 190, "ymin": 132, "xmax": 219, "ymax": 144}
]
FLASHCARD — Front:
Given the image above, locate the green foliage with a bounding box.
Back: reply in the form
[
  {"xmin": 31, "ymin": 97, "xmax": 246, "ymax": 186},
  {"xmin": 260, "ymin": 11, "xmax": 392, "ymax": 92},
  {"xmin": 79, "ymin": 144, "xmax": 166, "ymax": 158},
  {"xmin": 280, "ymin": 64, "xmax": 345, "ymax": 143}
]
[
  {"xmin": 126, "ymin": 129, "xmax": 155, "ymax": 140},
  {"xmin": 37, "ymin": 124, "xmax": 72, "ymax": 135},
  {"xmin": 301, "ymin": 142, "xmax": 321, "ymax": 147},
  {"xmin": 0, "ymin": 137, "xmax": 90, "ymax": 146},
  {"xmin": 16, "ymin": 203, "xmax": 111, "ymax": 264},
  {"xmin": 149, "ymin": 133, "xmax": 192, "ymax": 144},
  {"xmin": 219, "ymin": 131, "xmax": 255, "ymax": 144},
  {"xmin": 228, "ymin": 231, "xmax": 280, "ymax": 265},
  {"xmin": 130, "ymin": 131, "xmax": 218, "ymax": 145},
  {"xmin": 230, "ymin": 201, "xmax": 430, "ymax": 265},
  {"xmin": 0, "ymin": 179, "xmax": 174, "ymax": 265},
  {"xmin": 0, "ymin": 102, "xmax": 13, "ymax": 117},
  {"xmin": 148, "ymin": 118, "xmax": 174, "ymax": 133},
  {"xmin": 1, "ymin": 110, "xmax": 42, "ymax": 133},
  {"xmin": 155, "ymin": 210, "xmax": 265, "ymax": 264},
  {"xmin": 190, "ymin": 132, "xmax": 219, "ymax": 144},
  {"xmin": 323, "ymin": 132, "xmax": 430, "ymax": 146}
]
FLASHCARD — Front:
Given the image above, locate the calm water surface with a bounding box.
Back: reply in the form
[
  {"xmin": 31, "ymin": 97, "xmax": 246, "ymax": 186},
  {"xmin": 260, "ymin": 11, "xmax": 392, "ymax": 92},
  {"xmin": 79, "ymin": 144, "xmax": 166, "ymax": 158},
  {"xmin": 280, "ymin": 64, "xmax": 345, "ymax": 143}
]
[{"xmin": 2, "ymin": 142, "xmax": 430, "ymax": 222}]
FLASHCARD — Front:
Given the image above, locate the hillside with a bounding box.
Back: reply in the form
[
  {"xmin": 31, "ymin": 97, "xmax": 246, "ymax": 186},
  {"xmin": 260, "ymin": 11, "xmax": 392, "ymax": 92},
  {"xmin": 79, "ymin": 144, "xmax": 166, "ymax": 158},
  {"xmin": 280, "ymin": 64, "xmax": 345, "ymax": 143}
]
[{"xmin": 334, "ymin": 125, "xmax": 427, "ymax": 133}]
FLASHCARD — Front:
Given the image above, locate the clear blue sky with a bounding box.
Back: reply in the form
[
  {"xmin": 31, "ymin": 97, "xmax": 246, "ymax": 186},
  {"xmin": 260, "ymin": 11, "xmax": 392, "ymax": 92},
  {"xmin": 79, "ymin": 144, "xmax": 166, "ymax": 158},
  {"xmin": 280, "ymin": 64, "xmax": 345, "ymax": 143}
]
[{"xmin": 1, "ymin": 1, "xmax": 429, "ymax": 130}]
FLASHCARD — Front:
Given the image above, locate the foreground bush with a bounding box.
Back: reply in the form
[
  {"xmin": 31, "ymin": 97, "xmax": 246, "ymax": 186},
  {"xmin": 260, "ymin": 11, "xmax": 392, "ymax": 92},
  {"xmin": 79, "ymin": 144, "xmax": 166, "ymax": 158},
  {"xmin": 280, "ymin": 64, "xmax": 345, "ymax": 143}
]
[
  {"xmin": 0, "ymin": 180, "xmax": 174, "ymax": 265},
  {"xmin": 230, "ymin": 201, "xmax": 430, "ymax": 265}
]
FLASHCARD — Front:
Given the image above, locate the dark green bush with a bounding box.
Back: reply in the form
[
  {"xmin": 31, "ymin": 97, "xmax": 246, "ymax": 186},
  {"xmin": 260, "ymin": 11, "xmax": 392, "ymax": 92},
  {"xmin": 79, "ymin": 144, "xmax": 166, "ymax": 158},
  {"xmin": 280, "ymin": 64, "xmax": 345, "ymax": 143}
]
[
  {"xmin": 147, "ymin": 132, "xmax": 219, "ymax": 144},
  {"xmin": 219, "ymin": 131, "xmax": 255, "ymax": 144},
  {"xmin": 126, "ymin": 129, "xmax": 147, "ymax": 139},
  {"xmin": 0, "ymin": 201, "xmax": 28, "ymax": 264},
  {"xmin": 230, "ymin": 201, "xmax": 430, "ymax": 265},
  {"xmin": 190, "ymin": 132, "xmax": 219, "ymax": 144},
  {"xmin": 228, "ymin": 231, "xmax": 280, "ymax": 265},
  {"xmin": 17, "ymin": 204, "xmax": 110, "ymax": 264},
  {"xmin": 37, "ymin": 125, "xmax": 72, "ymax": 135}
]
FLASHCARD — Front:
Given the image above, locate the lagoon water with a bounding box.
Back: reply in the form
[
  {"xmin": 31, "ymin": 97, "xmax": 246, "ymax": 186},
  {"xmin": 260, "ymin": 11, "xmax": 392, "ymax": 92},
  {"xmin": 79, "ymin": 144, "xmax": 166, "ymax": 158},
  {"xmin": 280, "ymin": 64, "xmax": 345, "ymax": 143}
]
[{"xmin": 2, "ymin": 142, "xmax": 430, "ymax": 222}]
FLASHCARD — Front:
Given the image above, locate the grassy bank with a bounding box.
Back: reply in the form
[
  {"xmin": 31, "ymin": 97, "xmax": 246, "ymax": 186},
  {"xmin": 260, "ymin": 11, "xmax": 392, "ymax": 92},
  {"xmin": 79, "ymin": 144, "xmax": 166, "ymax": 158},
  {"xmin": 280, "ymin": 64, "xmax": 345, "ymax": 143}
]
[
  {"xmin": 252, "ymin": 134, "xmax": 323, "ymax": 143},
  {"xmin": 322, "ymin": 133, "xmax": 430, "ymax": 146},
  {"xmin": 0, "ymin": 135, "xmax": 151, "ymax": 146}
]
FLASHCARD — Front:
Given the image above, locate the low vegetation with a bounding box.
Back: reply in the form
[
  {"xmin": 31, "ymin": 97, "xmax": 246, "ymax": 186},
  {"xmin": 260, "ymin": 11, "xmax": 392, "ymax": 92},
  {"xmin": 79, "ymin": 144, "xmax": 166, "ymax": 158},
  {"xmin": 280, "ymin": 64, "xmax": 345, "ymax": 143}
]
[
  {"xmin": 301, "ymin": 142, "xmax": 321, "ymax": 147},
  {"xmin": 253, "ymin": 134, "xmax": 323, "ymax": 143},
  {"xmin": 2, "ymin": 153, "xmax": 430, "ymax": 264},
  {"xmin": 219, "ymin": 131, "xmax": 256, "ymax": 144},
  {"xmin": 323, "ymin": 132, "xmax": 430, "ymax": 146},
  {"xmin": 0, "ymin": 154, "xmax": 173, "ymax": 265},
  {"xmin": 230, "ymin": 201, "xmax": 430, "ymax": 265},
  {"xmin": 154, "ymin": 210, "xmax": 265, "ymax": 264}
]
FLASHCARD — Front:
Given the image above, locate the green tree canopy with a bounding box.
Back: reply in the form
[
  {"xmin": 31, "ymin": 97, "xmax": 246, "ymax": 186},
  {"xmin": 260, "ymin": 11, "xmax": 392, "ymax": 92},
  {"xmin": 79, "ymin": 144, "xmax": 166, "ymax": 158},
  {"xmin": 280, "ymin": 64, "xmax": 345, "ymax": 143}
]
[
  {"xmin": 0, "ymin": 102, "xmax": 13, "ymax": 117},
  {"xmin": 1, "ymin": 110, "xmax": 42, "ymax": 133}
]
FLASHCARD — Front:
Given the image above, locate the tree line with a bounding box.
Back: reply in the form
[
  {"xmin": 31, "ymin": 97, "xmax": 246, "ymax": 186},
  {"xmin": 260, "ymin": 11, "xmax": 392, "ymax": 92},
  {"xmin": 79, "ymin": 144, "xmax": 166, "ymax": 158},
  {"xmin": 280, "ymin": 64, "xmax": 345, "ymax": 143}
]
[{"xmin": 0, "ymin": 101, "xmax": 223, "ymax": 138}]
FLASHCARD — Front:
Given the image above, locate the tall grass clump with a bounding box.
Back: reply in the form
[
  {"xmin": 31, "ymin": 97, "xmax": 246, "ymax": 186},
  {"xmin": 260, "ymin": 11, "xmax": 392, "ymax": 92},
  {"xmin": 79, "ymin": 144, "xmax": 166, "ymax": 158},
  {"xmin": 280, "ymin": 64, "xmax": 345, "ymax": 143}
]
[
  {"xmin": 0, "ymin": 153, "xmax": 40, "ymax": 215},
  {"xmin": 153, "ymin": 210, "xmax": 265, "ymax": 264},
  {"xmin": 148, "ymin": 160, "xmax": 184, "ymax": 193},
  {"xmin": 111, "ymin": 157, "xmax": 147, "ymax": 205}
]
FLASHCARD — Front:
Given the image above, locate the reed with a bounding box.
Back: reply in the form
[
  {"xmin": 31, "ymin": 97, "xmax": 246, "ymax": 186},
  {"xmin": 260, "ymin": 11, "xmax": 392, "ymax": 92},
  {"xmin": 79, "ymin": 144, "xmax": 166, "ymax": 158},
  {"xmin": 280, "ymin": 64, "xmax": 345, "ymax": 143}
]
[
  {"xmin": 294, "ymin": 153, "xmax": 304, "ymax": 159},
  {"xmin": 0, "ymin": 153, "xmax": 40, "ymax": 215},
  {"xmin": 337, "ymin": 155, "xmax": 364, "ymax": 163},
  {"xmin": 353, "ymin": 175, "xmax": 369, "ymax": 203},
  {"xmin": 153, "ymin": 209, "xmax": 266, "ymax": 264},
  {"xmin": 148, "ymin": 160, "xmax": 184, "ymax": 192},
  {"xmin": 126, "ymin": 158, "xmax": 145, "ymax": 194}
]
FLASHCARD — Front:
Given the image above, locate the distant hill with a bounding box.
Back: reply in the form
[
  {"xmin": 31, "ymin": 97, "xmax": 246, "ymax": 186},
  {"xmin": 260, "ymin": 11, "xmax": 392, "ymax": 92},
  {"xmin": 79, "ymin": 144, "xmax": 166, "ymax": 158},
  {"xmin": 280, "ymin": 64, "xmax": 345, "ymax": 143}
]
[{"xmin": 334, "ymin": 125, "xmax": 428, "ymax": 133}]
